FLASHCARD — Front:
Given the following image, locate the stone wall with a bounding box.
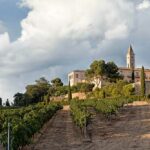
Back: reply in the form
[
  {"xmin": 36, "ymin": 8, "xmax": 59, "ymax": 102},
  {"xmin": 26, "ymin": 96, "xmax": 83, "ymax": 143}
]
[
  {"xmin": 51, "ymin": 92, "xmax": 87, "ymax": 102},
  {"xmin": 145, "ymin": 81, "xmax": 150, "ymax": 95}
]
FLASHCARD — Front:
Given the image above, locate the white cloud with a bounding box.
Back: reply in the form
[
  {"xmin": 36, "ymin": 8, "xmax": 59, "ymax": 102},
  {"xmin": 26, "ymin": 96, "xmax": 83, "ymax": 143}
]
[
  {"xmin": 0, "ymin": 0, "xmax": 136, "ymax": 100},
  {"xmin": 19, "ymin": 0, "xmax": 134, "ymax": 42},
  {"xmin": 0, "ymin": 33, "xmax": 10, "ymax": 51},
  {"xmin": 0, "ymin": 0, "xmax": 135, "ymax": 76},
  {"xmin": 137, "ymin": 0, "xmax": 150, "ymax": 10},
  {"xmin": 105, "ymin": 24, "xmax": 128, "ymax": 40},
  {"xmin": 1, "ymin": 0, "xmax": 150, "ymax": 101}
]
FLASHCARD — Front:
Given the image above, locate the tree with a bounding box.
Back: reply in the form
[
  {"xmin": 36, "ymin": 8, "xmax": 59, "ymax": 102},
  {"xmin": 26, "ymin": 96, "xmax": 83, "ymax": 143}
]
[
  {"xmin": 85, "ymin": 60, "xmax": 121, "ymax": 88},
  {"xmin": 80, "ymin": 83, "xmax": 94, "ymax": 93},
  {"xmin": 6, "ymin": 99, "xmax": 10, "ymax": 107},
  {"xmin": 131, "ymin": 70, "xmax": 135, "ymax": 83},
  {"xmin": 47, "ymin": 86, "xmax": 56, "ymax": 96},
  {"xmin": 13, "ymin": 93, "xmax": 24, "ymax": 106},
  {"xmin": 35, "ymin": 77, "xmax": 50, "ymax": 98},
  {"xmin": 25, "ymin": 85, "xmax": 42, "ymax": 103},
  {"xmin": 68, "ymin": 81, "xmax": 72, "ymax": 101},
  {"xmin": 85, "ymin": 60, "xmax": 106, "ymax": 87},
  {"xmin": 71, "ymin": 83, "xmax": 94, "ymax": 93},
  {"xmin": 51, "ymin": 78, "xmax": 63, "ymax": 87},
  {"xmin": 25, "ymin": 77, "xmax": 50, "ymax": 104},
  {"xmin": 105, "ymin": 62, "xmax": 121, "ymax": 82},
  {"xmin": 0, "ymin": 97, "xmax": 2, "ymax": 106},
  {"xmin": 22, "ymin": 93, "xmax": 32, "ymax": 106},
  {"xmin": 35, "ymin": 77, "xmax": 49, "ymax": 85},
  {"xmin": 54, "ymin": 86, "xmax": 68, "ymax": 96},
  {"xmin": 141, "ymin": 66, "xmax": 146, "ymax": 97}
]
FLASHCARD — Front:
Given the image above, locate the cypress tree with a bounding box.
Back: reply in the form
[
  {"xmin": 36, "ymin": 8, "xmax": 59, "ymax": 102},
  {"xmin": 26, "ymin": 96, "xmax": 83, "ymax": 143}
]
[
  {"xmin": 6, "ymin": 99, "xmax": 10, "ymax": 107},
  {"xmin": 131, "ymin": 69, "xmax": 135, "ymax": 83},
  {"xmin": 0, "ymin": 97, "xmax": 2, "ymax": 106},
  {"xmin": 68, "ymin": 81, "xmax": 72, "ymax": 101},
  {"xmin": 141, "ymin": 66, "xmax": 146, "ymax": 97}
]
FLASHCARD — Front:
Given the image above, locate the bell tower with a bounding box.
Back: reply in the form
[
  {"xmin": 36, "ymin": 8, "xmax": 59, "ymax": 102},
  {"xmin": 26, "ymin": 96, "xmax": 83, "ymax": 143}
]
[{"xmin": 126, "ymin": 45, "xmax": 135, "ymax": 69}]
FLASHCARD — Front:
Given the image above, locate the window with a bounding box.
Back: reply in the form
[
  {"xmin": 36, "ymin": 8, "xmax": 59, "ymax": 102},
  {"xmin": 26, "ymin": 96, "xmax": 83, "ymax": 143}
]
[{"xmin": 76, "ymin": 74, "xmax": 79, "ymax": 78}]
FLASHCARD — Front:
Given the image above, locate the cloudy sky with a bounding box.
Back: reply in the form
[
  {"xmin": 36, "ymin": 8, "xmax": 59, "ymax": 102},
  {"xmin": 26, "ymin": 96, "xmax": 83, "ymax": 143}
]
[{"xmin": 0, "ymin": 0, "xmax": 150, "ymax": 102}]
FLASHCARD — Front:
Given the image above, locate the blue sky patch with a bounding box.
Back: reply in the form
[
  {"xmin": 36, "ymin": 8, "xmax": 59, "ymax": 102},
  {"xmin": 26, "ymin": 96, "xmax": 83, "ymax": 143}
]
[{"xmin": 0, "ymin": 0, "xmax": 29, "ymax": 41}]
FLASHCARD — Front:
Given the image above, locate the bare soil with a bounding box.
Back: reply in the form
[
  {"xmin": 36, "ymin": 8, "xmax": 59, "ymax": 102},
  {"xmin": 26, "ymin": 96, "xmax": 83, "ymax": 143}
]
[
  {"xmin": 27, "ymin": 105, "xmax": 83, "ymax": 150},
  {"xmin": 0, "ymin": 144, "xmax": 3, "ymax": 150},
  {"xmin": 26, "ymin": 101, "xmax": 150, "ymax": 150},
  {"xmin": 90, "ymin": 101, "xmax": 150, "ymax": 150}
]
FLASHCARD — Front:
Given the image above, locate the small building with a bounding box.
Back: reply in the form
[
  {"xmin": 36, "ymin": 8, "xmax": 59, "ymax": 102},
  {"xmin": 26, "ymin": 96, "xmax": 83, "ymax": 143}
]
[{"xmin": 68, "ymin": 70, "xmax": 86, "ymax": 86}]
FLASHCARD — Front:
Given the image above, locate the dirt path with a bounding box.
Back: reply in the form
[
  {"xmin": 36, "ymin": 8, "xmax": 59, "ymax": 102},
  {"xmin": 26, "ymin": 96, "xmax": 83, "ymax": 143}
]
[
  {"xmin": 32, "ymin": 105, "xmax": 83, "ymax": 150},
  {"xmin": 90, "ymin": 101, "xmax": 150, "ymax": 150},
  {"xmin": 0, "ymin": 144, "xmax": 4, "ymax": 150},
  {"xmin": 29, "ymin": 101, "xmax": 150, "ymax": 150}
]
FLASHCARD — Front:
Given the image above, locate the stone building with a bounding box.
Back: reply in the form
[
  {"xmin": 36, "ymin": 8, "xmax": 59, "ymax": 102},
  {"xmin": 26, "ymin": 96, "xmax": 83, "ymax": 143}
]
[
  {"xmin": 119, "ymin": 67, "xmax": 150, "ymax": 83},
  {"xmin": 68, "ymin": 70, "xmax": 86, "ymax": 86},
  {"xmin": 68, "ymin": 45, "xmax": 150, "ymax": 94},
  {"xmin": 119, "ymin": 45, "xmax": 150, "ymax": 83}
]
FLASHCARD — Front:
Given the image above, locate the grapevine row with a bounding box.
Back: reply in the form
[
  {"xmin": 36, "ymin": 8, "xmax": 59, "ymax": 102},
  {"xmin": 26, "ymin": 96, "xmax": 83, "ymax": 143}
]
[
  {"xmin": 70, "ymin": 97, "xmax": 137, "ymax": 128},
  {"xmin": 0, "ymin": 102, "xmax": 62, "ymax": 149}
]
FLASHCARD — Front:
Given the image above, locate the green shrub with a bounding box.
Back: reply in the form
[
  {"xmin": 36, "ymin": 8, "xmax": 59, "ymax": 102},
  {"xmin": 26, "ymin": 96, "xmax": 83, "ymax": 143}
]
[
  {"xmin": 123, "ymin": 84, "xmax": 135, "ymax": 97},
  {"xmin": 71, "ymin": 83, "xmax": 94, "ymax": 93},
  {"xmin": 70, "ymin": 100, "xmax": 90, "ymax": 128}
]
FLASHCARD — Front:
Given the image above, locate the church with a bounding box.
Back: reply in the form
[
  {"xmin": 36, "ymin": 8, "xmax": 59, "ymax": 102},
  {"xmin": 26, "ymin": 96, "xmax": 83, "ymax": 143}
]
[
  {"xmin": 119, "ymin": 45, "xmax": 150, "ymax": 83},
  {"xmin": 68, "ymin": 45, "xmax": 150, "ymax": 94}
]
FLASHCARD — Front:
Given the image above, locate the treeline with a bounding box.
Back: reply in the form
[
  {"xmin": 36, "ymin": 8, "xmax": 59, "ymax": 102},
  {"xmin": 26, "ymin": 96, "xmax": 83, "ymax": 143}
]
[
  {"xmin": 13, "ymin": 77, "xmax": 66, "ymax": 106},
  {"xmin": 13, "ymin": 77, "xmax": 94, "ymax": 107},
  {"xmin": 3, "ymin": 58, "xmax": 145, "ymax": 107},
  {"xmin": 12, "ymin": 59, "xmax": 135, "ymax": 107},
  {"xmin": 0, "ymin": 98, "xmax": 11, "ymax": 107},
  {"xmin": 0, "ymin": 98, "xmax": 2, "ymax": 106}
]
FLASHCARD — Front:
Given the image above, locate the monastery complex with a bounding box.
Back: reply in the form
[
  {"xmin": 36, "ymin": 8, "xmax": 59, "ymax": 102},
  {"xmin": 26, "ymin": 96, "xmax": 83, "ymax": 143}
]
[{"xmin": 68, "ymin": 45, "xmax": 150, "ymax": 95}]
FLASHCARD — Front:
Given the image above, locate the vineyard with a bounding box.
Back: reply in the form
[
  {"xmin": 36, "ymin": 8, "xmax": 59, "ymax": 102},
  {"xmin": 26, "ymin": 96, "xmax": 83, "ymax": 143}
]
[
  {"xmin": 70, "ymin": 97, "xmax": 138, "ymax": 128},
  {"xmin": 0, "ymin": 97, "xmax": 150, "ymax": 150},
  {"xmin": 0, "ymin": 102, "xmax": 62, "ymax": 149}
]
